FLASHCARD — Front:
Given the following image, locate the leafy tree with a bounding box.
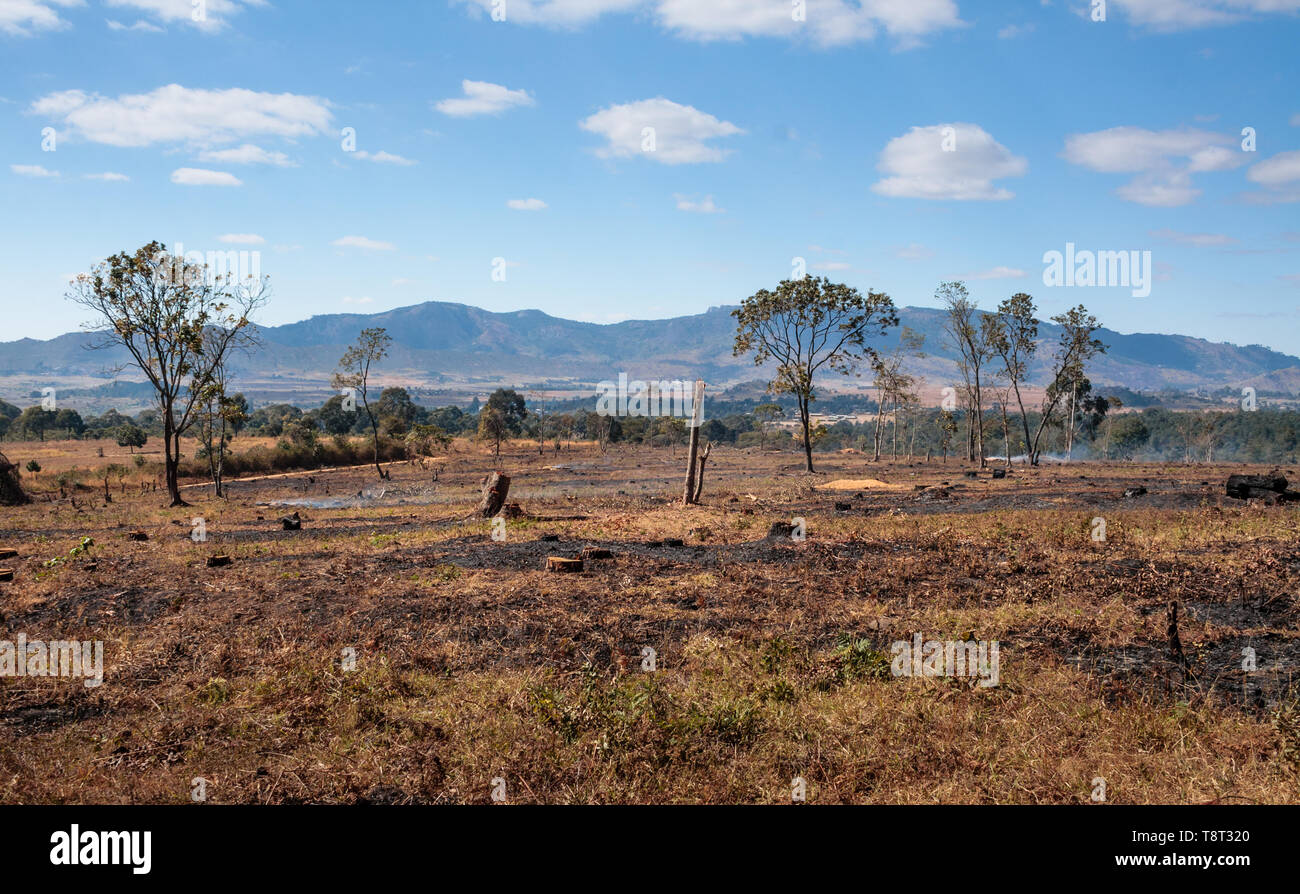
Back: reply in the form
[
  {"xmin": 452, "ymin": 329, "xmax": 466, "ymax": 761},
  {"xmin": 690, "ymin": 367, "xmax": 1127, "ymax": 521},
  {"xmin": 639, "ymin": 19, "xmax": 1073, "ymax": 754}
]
[
  {"xmin": 733, "ymin": 276, "xmax": 898, "ymax": 472},
  {"xmin": 116, "ymin": 423, "xmax": 148, "ymax": 453},
  {"xmin": 67, "ymin": 241, "xmax": 267, "ymax": 505},
  {"xmin": 1111, "ymin": 415, "xmax": 1150, "ymax": 459},
  {"xmin": 332, "ymin": 327, "xmax": 392, "ymax": 480},
  {"xmin": 486, "ymin": 389, "xmax": 528, "ymax": 435},
  {"xmin": 477, "ymin": 406, "xmax": 509, "ymax": 461},
  {"xmin": 1029, "ymin": 305, "xmax": 1107, "ymax": 465}
]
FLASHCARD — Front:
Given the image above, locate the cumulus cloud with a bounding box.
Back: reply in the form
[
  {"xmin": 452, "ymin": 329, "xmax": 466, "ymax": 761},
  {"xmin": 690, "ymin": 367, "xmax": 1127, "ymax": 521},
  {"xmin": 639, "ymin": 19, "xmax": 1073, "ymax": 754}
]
[
  {"xmin": 104, "ymin": 0, "xmax": 266, "ymax": 31},
  {"xmin": 507, "ymin": 198, "xmax": 548, "ymax": 210},
  {"xmin": 0, "ymin": 0, "xmax": 82, "ymax": 36},
  {"xmin": 581, "ymin": 98, "xmax": 744, "ymax": 164},
  {"xmin": 84, "ymin": 171, "xmax": 129, "ymax": 181},
  {"xmin": 1061, "ymin": 126, "xmax": 1245, "ymax": 206},
  {"xmin": 31, "ymin": 84, "xmax": 332, "ymax": 148},
  {"xmin": 218, "ymin": 233, "xmax": 264, "ymax": 244},
  {"xmin": 332, "ymin": 235, "xmax": 396, "ymax": 251},
  {"xmin": 674, "ymin": 194, "xmax": 724, "ymax": 213},
  {"xmin": 353, "ymin": 150, "xmax": 417, "ymax": 166},
  {"xmin": 199, "ymin": 144, "xmax": 296, "ymax": 166},
  {"xmin": 10, "ymin": 163, "xmax": 59, "ymax": 177},
  {"xmin": 106, "ymin": 18, "xmax": 163, "ymax": 31},
  {"xmin": 171, "ymin": 167, "xmax": 242, "ymax": 186},
  {"xmin": 1108, "ymin": 0, "xmax": 1300, "ymax": 30},
  {"xmin": 454, "ymin": 0, "xmax": 962, "ymax": 47},
  {"xmin": 871, "ymin": 123, "xmax": 1027, "ymax": 200},
  {"xmin": 434, "ymin": 80, "xmax": 535, "ymax": 117},
  {"xmin": 1244, "ymin": 150, "xmax": 1300, "ymax": 203}
]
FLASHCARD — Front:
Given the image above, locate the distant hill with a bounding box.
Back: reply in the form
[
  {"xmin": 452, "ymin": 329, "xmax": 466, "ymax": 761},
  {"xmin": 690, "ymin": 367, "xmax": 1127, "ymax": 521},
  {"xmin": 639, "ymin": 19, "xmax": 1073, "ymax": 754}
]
[{"xmin": 2, "ymin": 301, "xmax": 1297, "ymax": 405}]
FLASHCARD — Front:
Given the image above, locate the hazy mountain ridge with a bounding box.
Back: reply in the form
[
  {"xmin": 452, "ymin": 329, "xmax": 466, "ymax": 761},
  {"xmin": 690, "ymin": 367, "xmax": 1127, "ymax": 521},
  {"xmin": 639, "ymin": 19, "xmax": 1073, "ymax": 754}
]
[{"xmin": 1, "ymin": 300, "xmax": 1297, "ymax": 397}]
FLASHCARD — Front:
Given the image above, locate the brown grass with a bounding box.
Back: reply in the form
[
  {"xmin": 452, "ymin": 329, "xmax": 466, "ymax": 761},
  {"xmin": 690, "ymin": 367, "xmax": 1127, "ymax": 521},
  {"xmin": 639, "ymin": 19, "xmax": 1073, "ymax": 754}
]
[{"xmin": 1, "ymin": 440, "xmax": 1298, "ymax": 803}]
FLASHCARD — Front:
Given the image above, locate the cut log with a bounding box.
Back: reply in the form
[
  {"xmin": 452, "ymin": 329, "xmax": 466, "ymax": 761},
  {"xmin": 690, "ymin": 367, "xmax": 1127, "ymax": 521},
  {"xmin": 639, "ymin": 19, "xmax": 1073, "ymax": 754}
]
[
  {"xmin": 281, "ymin": 512, "xmax": 302, "ymax": 531},
  {"xmin": 1226, "ymin": 474, "xmax": 1287, "ymax": 499},
  {"xmin": 0, "ymin": 548, "xmax": 17, "ymax": 561},
  {"xmin": 546, "ymin": 556, "xmax": 583, "ymax": 573},
  {"xmin": 128, "ymin": 531, "xmax": 149, "ymax": 542},
  {"xmin": 479, "ymin": 472, "xmax": 511, "ymax": 518},
  {"xmin": 583, "ymin": 548, "xmax": 613, "ymax": 560},
  {"xmin": 992, "ymin": 469, "xmax": 1007, "ymax": 480},
  {"xmin": 206, "ymin": 555, "xmax": 233, "ymax": 568},
  {"xmin": 0, "ymin": 568, "xmax": 13, "ymax": 582}
]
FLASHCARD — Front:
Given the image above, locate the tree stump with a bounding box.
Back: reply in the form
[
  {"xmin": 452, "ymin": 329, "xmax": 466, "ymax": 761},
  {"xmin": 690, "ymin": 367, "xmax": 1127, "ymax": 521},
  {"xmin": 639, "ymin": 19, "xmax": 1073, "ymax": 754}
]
[
  {"xmin": 128, "ymin": 531, "xmax": 149, "ymax": 542},
  {"xmin": 206, "ymin": 555, "xmax": 233, "ymax": 568},
  {"xmin": 0, "ymin": 569, "xmax": 13, "ymax": 582},
  {"xmin": 0, "ymin": 548, "xmax": 17, "ymax": 561},
  {"xmin": 281, "ymin": 512, "xmax": 302, "ymax": 531},
  {"xmin": 546, "ymin": 556, "xmax": 583, "ymax": 573},
  {"xmin": 479, "ymin": 472, "xmax": 511, "ymax": 518}
]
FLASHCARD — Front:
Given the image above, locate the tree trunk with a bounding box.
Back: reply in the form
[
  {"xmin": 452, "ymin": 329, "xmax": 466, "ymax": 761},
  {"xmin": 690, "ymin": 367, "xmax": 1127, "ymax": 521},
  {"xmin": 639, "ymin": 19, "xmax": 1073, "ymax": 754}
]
[
  {"xmin": 479, "ymin": 472, "xmax": 511, "ymax": 517},
  {"xmin": 683, "ymin": 380, "xmax": 705, "ymax": 505},
  {"xmin": 799, "ymin": 397, "xmax": 815, "ymax": 473}
]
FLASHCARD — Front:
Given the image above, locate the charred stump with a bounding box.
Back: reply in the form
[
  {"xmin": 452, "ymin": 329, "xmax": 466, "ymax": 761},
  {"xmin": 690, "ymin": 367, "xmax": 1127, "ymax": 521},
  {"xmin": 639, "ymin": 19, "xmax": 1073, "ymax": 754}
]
[
  {"xmin": 479, "ymin": 472, "xmax": 511, "ymax": 518},
  {"xmin": 0, "ymin": 451, "xmax": 28, "ymax": 507}
]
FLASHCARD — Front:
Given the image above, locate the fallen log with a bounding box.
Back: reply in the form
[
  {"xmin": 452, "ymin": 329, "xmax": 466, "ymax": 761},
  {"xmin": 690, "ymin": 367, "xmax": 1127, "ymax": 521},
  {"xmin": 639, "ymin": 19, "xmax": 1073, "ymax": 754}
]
[
  {"xmin": 0, "ymin": 568, "xmax": 13, "ymax": 582},
  {"xmin": 546, "ymin": 556, "xmax": 583, "ymax": 573},
  {"xmin": 1226, "ymin": 474, "xmax": 1287, "ymax": 500}
]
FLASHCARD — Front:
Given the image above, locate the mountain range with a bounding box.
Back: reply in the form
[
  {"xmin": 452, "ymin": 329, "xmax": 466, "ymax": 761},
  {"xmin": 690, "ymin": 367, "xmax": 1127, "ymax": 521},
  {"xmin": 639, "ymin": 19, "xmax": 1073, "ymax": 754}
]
[{"xmin": 2, "ymin": 301, "xmax": 1298, "ymax": 408}]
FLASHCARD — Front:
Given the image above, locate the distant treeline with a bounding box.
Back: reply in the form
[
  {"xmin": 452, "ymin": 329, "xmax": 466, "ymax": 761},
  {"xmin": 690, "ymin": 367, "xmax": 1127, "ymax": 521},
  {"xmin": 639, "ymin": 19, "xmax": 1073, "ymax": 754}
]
[{"xmin": 2, "ymin": 390, "xmax": 1296, "ymax": 464}]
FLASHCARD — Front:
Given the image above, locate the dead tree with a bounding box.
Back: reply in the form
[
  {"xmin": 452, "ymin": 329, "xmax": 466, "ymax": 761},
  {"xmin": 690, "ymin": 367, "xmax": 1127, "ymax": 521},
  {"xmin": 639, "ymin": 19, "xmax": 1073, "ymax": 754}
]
[
  {"xmin": 691, "ymin": 442, "xmax": 713, "ymax": 504},
  {"xmin": 683, "ymin": 380, "xmax": 706, "ymax": 505}
]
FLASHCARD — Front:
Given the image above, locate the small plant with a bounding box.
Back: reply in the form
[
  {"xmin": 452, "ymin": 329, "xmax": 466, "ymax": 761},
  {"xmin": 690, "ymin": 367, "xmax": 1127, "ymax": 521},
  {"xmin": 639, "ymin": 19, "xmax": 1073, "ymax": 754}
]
[{"xmin": 25, "ymin": 460, "xmax": 41, "ymax": 475}]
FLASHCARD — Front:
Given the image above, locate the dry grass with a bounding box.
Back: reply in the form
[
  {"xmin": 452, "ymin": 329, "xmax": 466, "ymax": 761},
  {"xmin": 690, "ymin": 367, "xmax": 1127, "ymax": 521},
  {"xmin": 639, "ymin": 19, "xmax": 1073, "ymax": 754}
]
[{"xmin": 1, "ymin": 441, "xmax": 1298, "ymax": 803}]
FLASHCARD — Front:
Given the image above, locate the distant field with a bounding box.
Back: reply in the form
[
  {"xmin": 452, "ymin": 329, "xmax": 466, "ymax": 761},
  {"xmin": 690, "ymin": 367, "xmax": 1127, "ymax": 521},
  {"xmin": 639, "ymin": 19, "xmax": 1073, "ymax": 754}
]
[{"xmin": 2, "ymin": 441, "xmax": 1299, "ymax": 803}]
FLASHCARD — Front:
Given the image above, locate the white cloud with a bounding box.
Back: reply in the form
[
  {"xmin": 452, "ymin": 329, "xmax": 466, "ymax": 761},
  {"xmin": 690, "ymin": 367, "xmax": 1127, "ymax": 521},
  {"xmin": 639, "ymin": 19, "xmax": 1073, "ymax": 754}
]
[
  {"xmin": 580, "ymin": 98, "xmax": 744, "ymax": 165},
  {"xmin": 674, "ymin": 193, "xmax": 723, "ymax": 213},
  {"xmin": 1109, "ymin": 0, "xmax": 1300, "ymax": 30},
  {"xmin": 0, "ymin": 0, "xmax": 82, "ymax": 37},
  {"xmin": 31, "ymin": 84, "xmax": 332, "ymax": 148},
  {"xmin": 1061, "ymin": 126, "xmax": 1245, "ymax": 206},
  {"xmin": 354, "ymin": 150, "xmax": 417, "ymax": 166},
  {"xmin": 455, "ymin": 0, "xmax": 962, "ymax": 47},
  {"xmin": 892, "ymin": 242, "xmax": 934, "ymax": 260},
  {"xmin": 106, "ymin": 18, "xmax": 163, "ymax": 31},
  {"xmin": 198, "ymin": 143, "xmax": 296, "ymax": 167},
  {"xmin": 10, "ymin": 163, "xmax": 59, "ymax": 177},
  {"xmin": 434, "ymin": 80, "xmax": 535, "ymax": 117},
  {"xmin": 871, "ymin": 123, "xmax": 1027, "ymax": 200},
  {"xmin": 814, "ymin": 261, "xmax": 853, "ymax": 271},
  {"xmin": 1244, "ymin": 150, "xmax": 1300, "ymax": 203},
  {"xmin": 1150, "ymin": 228, "xmax": 1237, "ymax": 246},
  {"xmin": 332, "ymin": 235, "xmax": 396, "ymax": 251},
  {"xmin": 507, "ymin": 198, "xmax": 548, "ymax": 210},
  {"xmin": 959, "ymin": 266, "xmax": 1026, "ymax": 280},
  {"xmin": 341, "ymin": 295, "xmax": 374, "ymax": 304},
  {"xmin": 997, "ymin": 23, "xmax": 1035, "ymax": 38},
  {"xmin": 104, "ymin": 0, "xmax": 266, "ymax": 31},
  {"xmin": 84, "ymin": 171, "xmax": 129, "ymax": 181},
  {"xmin": 218, "ymin": 233, "xmax": 264, "ymax": 244},
  {"xmin": 171, "ymin": 167, "xmax": 242, "ymax": 186}
]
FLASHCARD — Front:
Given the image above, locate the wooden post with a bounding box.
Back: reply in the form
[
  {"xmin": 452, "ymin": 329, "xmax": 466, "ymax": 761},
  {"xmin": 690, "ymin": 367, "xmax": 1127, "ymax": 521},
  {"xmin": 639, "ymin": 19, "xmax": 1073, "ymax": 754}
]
[{"xmin": 683, "ymin": 380, "xmax": 706, "ymax": 506}]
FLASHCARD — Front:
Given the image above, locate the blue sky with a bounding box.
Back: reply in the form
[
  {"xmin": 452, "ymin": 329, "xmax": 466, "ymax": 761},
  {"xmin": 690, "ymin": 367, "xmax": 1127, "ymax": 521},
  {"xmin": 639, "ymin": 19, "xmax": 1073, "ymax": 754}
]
[{"xmin": 2, "ymin": 0, "xmax": 1299, "ymax": 354}]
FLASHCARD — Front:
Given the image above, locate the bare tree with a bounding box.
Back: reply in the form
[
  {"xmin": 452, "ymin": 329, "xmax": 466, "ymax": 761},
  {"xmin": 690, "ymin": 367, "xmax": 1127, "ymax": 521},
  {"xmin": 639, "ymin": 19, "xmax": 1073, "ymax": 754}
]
[
  {"xmin": 984, "ymin": 293, "xmax": 1039, "ymax": 465},
  {"xmin": 870, "ymin": 327, "xmax": 925, "ymax": 461},
  {"xmin": 68, "ymin": 241, "xmax": 266, "ymax": 506},
  {"xmin": 733, "ymin": 276, "xmax": 898, "ymax": 473},
  {"xmin": 939, "ymin": 281, "xmax": 992, "ymax": 467},
  {"xmin": 333, "ymin": 327, "xmax": 392, "ymax": 480}
]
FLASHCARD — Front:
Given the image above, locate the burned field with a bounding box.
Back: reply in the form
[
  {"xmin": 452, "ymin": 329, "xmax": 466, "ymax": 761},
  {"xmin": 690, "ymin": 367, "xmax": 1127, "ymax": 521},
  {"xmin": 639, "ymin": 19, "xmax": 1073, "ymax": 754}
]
[{"xmin": 1, "ymin": 445, "xmax": 1299, "ymax": 804}]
